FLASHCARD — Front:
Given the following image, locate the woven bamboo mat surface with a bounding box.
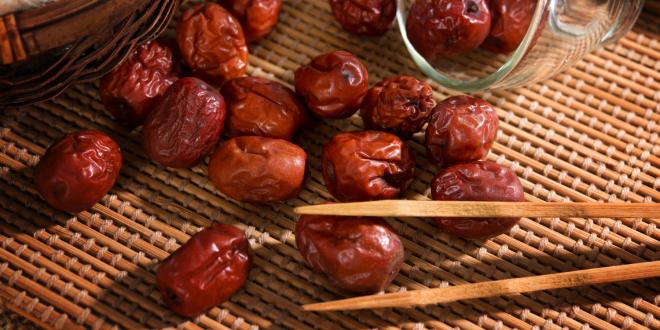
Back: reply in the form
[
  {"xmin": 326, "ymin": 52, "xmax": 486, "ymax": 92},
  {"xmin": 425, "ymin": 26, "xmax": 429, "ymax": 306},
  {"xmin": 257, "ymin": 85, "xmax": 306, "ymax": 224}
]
[{"xmin": 1, "ymin": 1, "xmax": 659, "ymax": 329}]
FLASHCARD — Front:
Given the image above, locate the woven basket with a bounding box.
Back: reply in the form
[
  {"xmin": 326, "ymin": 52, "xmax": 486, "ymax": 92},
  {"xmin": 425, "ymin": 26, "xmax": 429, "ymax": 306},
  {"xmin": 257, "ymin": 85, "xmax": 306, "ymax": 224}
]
[{"xmin": 0, "ymin": 0, "xmax": 180, "ymax": 107}]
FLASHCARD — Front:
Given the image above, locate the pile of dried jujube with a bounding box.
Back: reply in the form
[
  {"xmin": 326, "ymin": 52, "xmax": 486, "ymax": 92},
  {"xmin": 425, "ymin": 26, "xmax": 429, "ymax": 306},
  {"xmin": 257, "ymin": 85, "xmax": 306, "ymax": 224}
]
[{"xmin": 33, "ymin": 0, "xmax": 530, "ymax": 317}]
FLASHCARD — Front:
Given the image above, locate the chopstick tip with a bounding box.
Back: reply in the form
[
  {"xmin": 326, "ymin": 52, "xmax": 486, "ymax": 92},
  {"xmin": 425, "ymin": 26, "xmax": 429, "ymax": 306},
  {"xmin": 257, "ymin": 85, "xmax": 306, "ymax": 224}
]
[
  {"xmin": 293, "ymin": 206, "xmax": 307, "ymax": 215},
  {"xmin": 301, "ymin": 303, "xmax": 329, "ymax": 312}
]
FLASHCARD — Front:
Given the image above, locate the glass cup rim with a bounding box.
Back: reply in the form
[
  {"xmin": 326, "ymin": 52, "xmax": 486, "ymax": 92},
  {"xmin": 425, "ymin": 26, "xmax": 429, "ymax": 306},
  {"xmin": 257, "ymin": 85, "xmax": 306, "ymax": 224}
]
[{"xmin": 396, "ymin": 0, "xmax": 547, "ymax": 92}]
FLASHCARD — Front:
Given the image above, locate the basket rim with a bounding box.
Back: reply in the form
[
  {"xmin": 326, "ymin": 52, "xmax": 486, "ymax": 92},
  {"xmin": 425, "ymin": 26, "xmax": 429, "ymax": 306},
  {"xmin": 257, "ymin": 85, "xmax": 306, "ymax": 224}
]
[{"xmin": 15, "ymin": 0, "xmax": 105, "ymax": 30}]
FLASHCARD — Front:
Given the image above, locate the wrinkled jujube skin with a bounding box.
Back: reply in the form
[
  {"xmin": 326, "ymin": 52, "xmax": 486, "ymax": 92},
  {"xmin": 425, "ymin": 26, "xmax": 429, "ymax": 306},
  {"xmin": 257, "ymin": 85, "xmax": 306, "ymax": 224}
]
[
  {"xmin": 360, "ymin": 75, "xmax": 436, "ymax": 137},
  {"xmin": 208, "ymin": 136, "xmax": 307, "ymax": 203},
  {"xmin": 34, "ymin": 130, "xmax": 122, "ymax": 213},
  {"xmin": 156, "ymin": 224, "xmax": 251, "ymax": 317},
  {"xmin": 406, "ymin": 0, "xmax": 491, "ymax": 60},
  {"xmin": 482, "ymin": 0, "xmax": 536, "ymax": 53},
  {"xmin": 100, "ymin": 40, "xmax": 178, "ymax": 127},
  {"xmin": 219, "ymin": 0, "xmax": 282, "ymax": 42},
  {"xmin": 322, "ymin": 131, "xmax": 415, "ymax": 202},
  {"xmin": 426, "ymin": 95, "xmax": 499, "ymax": 167},
  {"xmin": 221, "ymin": 77, "xmax": 308, "ymax": 140},
  {"xmin": 143, "ymin": 77, "xmax": 226, "ymax": 168},
  {"xmin": 295, "ymin": 214, "xmax": 404, "ymax": 293},
  {"xmin": 329, "ymin": 0, "xmax": 397, "ymax": 36},
  {"xmin": 177, "ymin": 3, "xmax": 248, "ymax": 85},
  {"xmin": 295, "ymin": 50, "xmax": 369, "ymax": 119},
  {"xmin": 431, "ymin": 161, "xmax": 524, "ymax": 239}
]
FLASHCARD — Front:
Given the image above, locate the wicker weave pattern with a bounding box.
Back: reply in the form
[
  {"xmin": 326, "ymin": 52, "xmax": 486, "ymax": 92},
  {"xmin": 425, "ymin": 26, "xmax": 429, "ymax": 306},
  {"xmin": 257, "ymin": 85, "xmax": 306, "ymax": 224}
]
[{"xmin": 0, "ymin": 0, "xmax": 658, "ymax": 329}]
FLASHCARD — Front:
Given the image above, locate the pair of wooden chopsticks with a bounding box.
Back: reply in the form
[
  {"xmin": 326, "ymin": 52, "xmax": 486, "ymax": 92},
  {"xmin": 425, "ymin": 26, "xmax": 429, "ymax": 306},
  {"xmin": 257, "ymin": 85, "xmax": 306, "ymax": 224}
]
[{"xmin": 294, "ymin": 201, "xmax": 659, "ymax": 311}]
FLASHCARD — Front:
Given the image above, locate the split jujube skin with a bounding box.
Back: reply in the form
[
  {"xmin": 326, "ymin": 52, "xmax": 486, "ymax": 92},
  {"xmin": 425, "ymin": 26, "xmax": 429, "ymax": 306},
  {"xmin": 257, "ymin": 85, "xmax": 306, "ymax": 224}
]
[
  {"xmin": 426, "ymin": 95, "xmax": 499, "ymax": 167},
  {"xmin": 156, "ymin": 224, "xmax": 251, "ymax": 317},
  {"xmin": 219, "ymin": 0, "xmax": 282, "ymax": 42},
  {"xmin": 360, "ymin": 75, "xmax": 436, "ymax": 137},
  {"xmin": 431, "ymin": 161, "xmax": 525, "ymax": 239},
  {"xmin": 295, "ymin": 214, "xmax": 404, "ymax": 293},
  {"xmin": 100, "ymin": 40, "xmax": 178, "ymax": 127},
  {"xmin": 482, "ymin": 0, "xmax": 537, "ymax": 53},
  {"xmin": 295, "ymin": 50, "xmax": 369, "ymax": 119},
  {"xmin": 322, "ymin": 131, "xmax": 415, "ymax": 202},
  {"xmin": 208, "ymin": 136, "xmax": 307, "ymax": 203},
  {"xmin": 177, "ymin": 3, "xmax": 248, "ymax": 85},
  {"xmin": 221, "ymin": 76, "xmax": 308, "ymax": 140},
  {"xmin": 329, "ymin": 0, "xmax": 397, "ymax": 36},
  {"xmin": 143, "ymin": 77, "xmax": 226, "ymax": 168},
  {"xmin": 34, "ymin": 130, "xmax": 122, "ymax": 213},
  {"xmin": 406, "ymin": 0, "xmax": 491, "ymax": 60}
]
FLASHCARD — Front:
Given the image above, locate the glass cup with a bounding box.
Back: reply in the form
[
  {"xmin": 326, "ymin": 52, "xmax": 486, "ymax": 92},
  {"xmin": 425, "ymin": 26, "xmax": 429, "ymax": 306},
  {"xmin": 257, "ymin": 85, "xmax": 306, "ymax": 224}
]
[{"xmin": 397, "ymin": 0, "xmax": 645, "ymax": 92}]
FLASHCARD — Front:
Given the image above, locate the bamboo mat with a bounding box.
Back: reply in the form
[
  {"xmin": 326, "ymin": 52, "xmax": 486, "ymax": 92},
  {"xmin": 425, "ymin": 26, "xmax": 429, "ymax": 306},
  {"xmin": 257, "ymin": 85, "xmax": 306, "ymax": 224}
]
[{"xmin": 0, "ymin": 1, "xmax": 658, "ymax": 329}]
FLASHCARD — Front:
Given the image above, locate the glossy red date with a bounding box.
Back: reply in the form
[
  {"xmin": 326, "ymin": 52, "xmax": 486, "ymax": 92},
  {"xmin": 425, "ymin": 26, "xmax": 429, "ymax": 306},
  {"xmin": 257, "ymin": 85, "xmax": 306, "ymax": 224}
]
[
  {"xmin": 482, "ymin": 0, "xmax": 536, "ymax": 53},
  {"xmin": 295, "ymin": 214, "xmax": 404, "ymax": 293},
  {"xmin": 360, "ymin": 75, "xmax": 436, "ymax": 137},
  {"xmin": 431, "ymin": 161, "xmax": 524, "ymax": 239},
  {"xmin": 426, "ymin": 95, "xmax": 499, "ymax": 167},
  {"xmin": 34, "ymin": 130, "xmax": 122, "ymax": 212},
  {"xmin": 177, "ymin": 3, "xmax": 248, "ymax": 85},
  {"xmin": 221, "ymin": 76, "xmax": 308, "ymax": 141},
  {"xmin": 100, "ymin": 40, "xmax": 178, "ymax": 127},
  {"xmin": 156, "ymin": 223, "xmax": 251, "ymax": 317},
  {"xmin": 208, "ymin": 136, "xmax": 307, "ymax": 203},
  {"xmin": 406, "ymin": 0, "xmax": 491, "ymax": 59},
  {"xmin": 322, "ymin": 131, "xmax": 415, "ymax": 202},
  {"xmin": 329, "ymin": 0, "xmax": 397, "ymax": 36},
  {"xmin": 219, "ymin": 0, "xmax": 282, "ymax": 42},
  {"xmin": 143, "ymin": 77, "xmax": 226, "ymax": 168},
  {"xmin": 294, "ymin": 50, "xmax": 369, "ymax": 119}
]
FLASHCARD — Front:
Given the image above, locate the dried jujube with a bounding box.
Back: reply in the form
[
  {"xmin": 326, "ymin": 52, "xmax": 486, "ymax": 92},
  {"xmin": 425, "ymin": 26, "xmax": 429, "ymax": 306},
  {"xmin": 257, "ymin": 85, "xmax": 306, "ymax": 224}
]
[
  {"xmin": 482, "ymin": 0, "xmax": 536, "ymax": 53},
  {"xmin": 219, "ymin": 0, "xmax": 282, "ymax": 42},
  {"xmin": 221, "ymin": 76, "xmax": 307, "ymax": 140},
  {"xmin": 329, "ymin": 0, "xmax": 397, "ymax": 36},
  {"xmin": 156, "ymin": 223, "xmax": 251, "ymax": 317},
  {"xmin": 176, "ymin": 3, "xmax": 248, "ymax": 85},
  {"xmin": 296, "ymin": 214, "xmax": 404, "ymax": 293},
  {"xmin": 295, "ymin": 50, "xmax": 369, "ymax": 119},
  {"xmin": 426, "ymin": 95, "xmax": 499, "ymax": 167},
  {"xmin": 208, "ymin": 136, "xmax": 307, "ymax": 203},
  {"xmin": 406, "ymin": 0, "xmax": 491, "ymax": 59},
  {"xmin": 143, "ymin": 77, "xmax": 226, "ymax": 168},
  {"xmin": 360, "ymin": 75, "xmax": 436, "ymax": 137},
  {"xmin": 100, "ymin": 40, "xmax": 178, "ymax": 127},
  {"xmin": 34, "ymin": 130, "xmax": 122, "ymax": 212},
  {"xmin": 431, "ymin": 161, "xmax": 524, "ymax": 239},
  {"xmin": 322, "ymin": 131, "xmax": 415, "ymax": 202}
]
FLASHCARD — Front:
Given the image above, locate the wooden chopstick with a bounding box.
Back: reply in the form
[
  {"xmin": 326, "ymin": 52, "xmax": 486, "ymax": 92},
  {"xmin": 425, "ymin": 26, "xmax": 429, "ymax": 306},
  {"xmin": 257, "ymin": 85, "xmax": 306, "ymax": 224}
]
[
  {"xmin": 302, "ymin": 261, "xmax": 660, "ymax": 311},
  {"xmin": 294, "ymin": 201, "xmax": 660, "ymax": 218}
]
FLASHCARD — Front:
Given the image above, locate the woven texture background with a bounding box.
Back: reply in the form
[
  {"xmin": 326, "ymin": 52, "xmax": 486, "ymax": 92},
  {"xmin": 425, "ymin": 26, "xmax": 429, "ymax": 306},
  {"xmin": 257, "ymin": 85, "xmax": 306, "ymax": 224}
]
[{"xmin": 1, "ymin": 1, "xmax": 658, "ymax": 329}]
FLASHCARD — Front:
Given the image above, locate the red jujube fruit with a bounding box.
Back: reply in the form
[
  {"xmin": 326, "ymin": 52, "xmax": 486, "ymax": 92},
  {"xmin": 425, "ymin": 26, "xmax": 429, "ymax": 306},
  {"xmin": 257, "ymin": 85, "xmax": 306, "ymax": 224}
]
[
  {"xmin": 294, "ymin": 50, "xmax": 369, "ymax": 119},
  {"xmin": 219, "ymin": 0, "xmax": 283, "ymax": 42},
  {"xmin": 426, "ymin": 95, "xmax": 499, "ymax": 167},
  {"xmin": 176, "ymin": 3, "xmax": 248, "ymax": 84},
  {"xmin": 156, "ymin": 223, "xmax": 252, "ymax": 317},
  {"xmin": 143, "ymin": 77, "xmax": 226, "ymax": 168},
  {"xmin": 99, "ymin": 40, "xmax": 178, "ymax": 127},
  {"xmin": 431, "ymin": 161, "xmax": 525, "ymax": 239},
  {"xmin": 322, "ymin": 131, "xmax": 415, "ymax": 202},
  {"xmin": 406, "ymin": 0, "xmax": 491, "ymax": 59},
  {"xmin": 296, "ymin": 214, "xmax": 404, "ymax": 293},
  {"xmin": 34, "ymin": 130, "xmax": 122, "ymax": 212}
]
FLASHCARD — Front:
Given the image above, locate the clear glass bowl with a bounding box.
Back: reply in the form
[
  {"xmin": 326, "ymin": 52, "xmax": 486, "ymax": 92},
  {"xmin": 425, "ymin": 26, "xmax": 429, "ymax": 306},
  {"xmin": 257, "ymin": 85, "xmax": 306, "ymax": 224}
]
[{"xmin": 397, "ymin": 0, "xmax": 645, "ymax": 92}]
